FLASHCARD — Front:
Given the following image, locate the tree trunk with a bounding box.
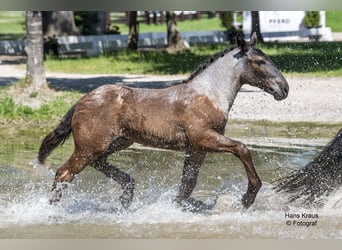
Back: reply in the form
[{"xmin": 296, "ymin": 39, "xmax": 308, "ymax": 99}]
[
  {"xmin": 42, "ymin": 11, "xmax": 78, "ymax": 37},
  {"xmin": 220, "ymin": 11, "xmax": 237, "ymax": 44},
  {"xmin": 127, "ymin": 11, "xmax": 138, "ymax": 50},
  {"xmin": 166, "ymin": 11, "xmax": 186, "ymax": 53},
  {"xmin": 251, "ymin": 11, "xmax": 264, "ymax": 43},
  {"xmin": 276, "ymin": 128, "xmax": 342, "ymax": 207},
  {"xmin": 25, "ymin": 11, "xmax": 47, "ymax": 89},
  {"xmin": 96, "ymin": 11, "xmax": 108, "ymax": 34},
  {"xmin": 11, "ymin": 11, "xmax": 53, "ymax": 109}
]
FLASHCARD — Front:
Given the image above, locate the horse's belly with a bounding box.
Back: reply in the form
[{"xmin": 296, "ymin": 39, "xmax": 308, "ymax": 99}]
[
  {"xmin": 144, "ymin": 140, "xmax": 187, "ymax": 151},
  {"xmin": 126, "ymin": 128, "xmax": 188, "ymax": 151}
]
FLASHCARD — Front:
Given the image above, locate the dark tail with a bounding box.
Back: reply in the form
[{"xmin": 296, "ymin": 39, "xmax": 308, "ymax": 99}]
[
  {"xmin": 38, "ymin": 104, "xmax": 77, "ymax": 164},
  {"xmin": 275, "ymin": 128, "xmax": 342, "ymax": 207}
]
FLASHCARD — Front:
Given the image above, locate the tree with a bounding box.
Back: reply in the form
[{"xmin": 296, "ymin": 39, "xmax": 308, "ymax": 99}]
[
  {"xmin": 42, "ymin": 11, "xmax": 78, "ymax": 37},
  {"xmin": 220, "ymin": 11, "xmax": 233, "ymax": 30},
  {"xmin": 127, "ymin": 11, "xmax": 138, "ymax": 50},
  {"xmin": 220, "ymin": 11, "xmax": 237, "ymax": 44},
  {"xmin": 304, "ymin": 11, "xmax": 321, "ymax": 41},
  {"xmin": 303, "ymin": 11, "xmax": 321, "ymax": 28},
  {"xmin": 10, "ymin": 11, "xmax": 52, "ymax": 109},
  {"xmin": 25, "ymin": 11, "xmax": 47, "ymax": 90},
  {"xmin": 166, "ymin": 11, "xmax": 186, "ymax": 53},
  {"xmin": 251, "ymin": 11, "xmax": 264, "ymax": 43},
  {"xmin": 74, "ymin": 11, "xmax": 108, "ymax": 35}
]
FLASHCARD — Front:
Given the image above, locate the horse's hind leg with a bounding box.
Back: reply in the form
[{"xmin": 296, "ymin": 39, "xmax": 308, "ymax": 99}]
[
  {"xmin": 174, "ymin": 151, "xmax": 214, "ymax": 212},
  {"xmin": 91, "ymin": 157, "xmax": 135, "ymax": 209},
  {"xmin": 50, "ymin": 149, "xmax": 90, "ymax": 204}
]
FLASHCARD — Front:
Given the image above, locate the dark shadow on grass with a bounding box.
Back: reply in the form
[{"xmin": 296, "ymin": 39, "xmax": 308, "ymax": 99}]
[
  {"xmin": 0, "ymin": 77, "xmax": 19, "ymax": 88},
  {"xmin": 47, "ymin": 76, "xmax": 127, "ymax": 92},
  {"xmin": 0, "ymin": 75, "xmax": 183, "ymax": 93},
  {"xmin": 47, "ymin": 76, "xmax": 182, "ymax": 93},
  {"xmin": 107, "ymin": 49, "xmax": 208, "ymax": 75}
]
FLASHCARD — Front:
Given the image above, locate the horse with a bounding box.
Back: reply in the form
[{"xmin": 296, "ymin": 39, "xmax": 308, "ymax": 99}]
[{"xmin": 38, "ymin": 33, "xmax": 289, "ymax": 211}]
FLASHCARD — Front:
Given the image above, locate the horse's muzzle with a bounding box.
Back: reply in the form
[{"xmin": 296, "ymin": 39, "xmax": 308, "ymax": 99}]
[{"xmin": 270, "ymin": 78, "xmax": 289, "ymax": 101}]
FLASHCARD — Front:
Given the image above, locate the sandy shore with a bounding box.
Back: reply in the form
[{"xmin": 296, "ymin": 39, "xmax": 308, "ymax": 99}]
[{"xmin": 0, "ymin": 63, "xmax": 341, "ymax": 123}]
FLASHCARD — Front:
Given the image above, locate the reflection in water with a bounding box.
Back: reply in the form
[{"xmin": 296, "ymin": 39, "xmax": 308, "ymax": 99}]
[{"xmin": 0, "ymin": 124, "xmax": 341, "ymax": 239}]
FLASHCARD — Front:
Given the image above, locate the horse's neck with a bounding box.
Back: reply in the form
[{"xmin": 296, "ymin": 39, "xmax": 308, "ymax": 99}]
[{"xmin": 188, "ymin": 54, "xmax": 241, "ymax": 118}]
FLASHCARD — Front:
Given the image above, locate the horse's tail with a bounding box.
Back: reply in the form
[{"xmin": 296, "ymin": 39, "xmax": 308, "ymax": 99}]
[{"xmin": 38, "ymin": 104, "xmax": 77, "ymax": 164}]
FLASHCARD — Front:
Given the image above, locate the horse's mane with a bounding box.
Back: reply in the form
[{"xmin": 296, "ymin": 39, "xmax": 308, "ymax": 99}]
[{"xmin": 180, "ymin": 46, "xmax": 236, "ymax": 84}]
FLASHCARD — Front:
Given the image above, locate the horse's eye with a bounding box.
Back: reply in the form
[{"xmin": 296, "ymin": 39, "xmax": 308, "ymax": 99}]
[{"xmin": 255, "ymin": 60, "xmax": 266, "ymax": 66}]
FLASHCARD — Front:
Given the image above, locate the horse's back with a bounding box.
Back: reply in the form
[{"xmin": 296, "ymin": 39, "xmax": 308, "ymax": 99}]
[{"xmin": 71, "ymin": 84, "xmax": 134, "ymax": 152}]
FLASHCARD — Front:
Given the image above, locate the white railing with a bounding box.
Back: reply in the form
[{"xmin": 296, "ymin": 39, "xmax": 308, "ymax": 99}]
[{"xmin": 0, "ymin": 30, "xmax": 228, "ymax": 56}]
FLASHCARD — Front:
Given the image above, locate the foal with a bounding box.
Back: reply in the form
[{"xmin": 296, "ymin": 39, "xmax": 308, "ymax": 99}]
[{"xmin": 38, "ymin": 33, "xmax": 289, "ymax": 211}]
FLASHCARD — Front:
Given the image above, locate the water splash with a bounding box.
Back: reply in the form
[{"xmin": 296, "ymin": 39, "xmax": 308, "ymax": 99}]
[
  {"xmin": 0, "ymin": 138, "xmax": 341, "ymax": 238},
  {"xmin": 1, "ymin": 171, "xmax": 341, "ymax": 239}
]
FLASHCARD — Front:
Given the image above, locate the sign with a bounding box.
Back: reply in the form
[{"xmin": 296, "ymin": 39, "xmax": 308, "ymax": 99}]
[{"xmin": 243, "ymin": 11, "xmax": 332, "ymax": 41}]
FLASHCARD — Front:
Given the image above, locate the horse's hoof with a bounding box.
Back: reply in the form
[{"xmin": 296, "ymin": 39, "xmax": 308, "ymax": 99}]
[
  {"xmin": 241, "ymin": 193, "xmax": 255, "ymax": 209},
  {"xmin": 120, "ymin": 191, "xmax": 133, "ymax": 209},
  {"xmin": 49, "ymin": 189, "xmax": 63, "ymax": 205},
  {"xmin": 49, "ymin": 196, "xmax": 61, "ymax": 205},
  {"xmin": 182, "ymin": 197, "xmax": 215, "ymax": 213}
]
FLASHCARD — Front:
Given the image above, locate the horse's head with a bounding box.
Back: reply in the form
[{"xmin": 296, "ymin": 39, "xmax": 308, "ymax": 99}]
[{"xmin": 235, "ymin": 33, "xmax": 289, "ymax": 101}]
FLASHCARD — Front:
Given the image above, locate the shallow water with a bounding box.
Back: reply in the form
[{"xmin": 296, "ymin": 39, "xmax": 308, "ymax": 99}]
[{"xmin": 0, "ymin": 122, "xmax": 341, "ymax": 239}]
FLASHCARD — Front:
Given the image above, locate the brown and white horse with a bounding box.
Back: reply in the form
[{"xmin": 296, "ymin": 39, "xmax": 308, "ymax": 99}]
[{"xmin": 38, "ymin": 33, "xmax": 289, "ymax": 211}]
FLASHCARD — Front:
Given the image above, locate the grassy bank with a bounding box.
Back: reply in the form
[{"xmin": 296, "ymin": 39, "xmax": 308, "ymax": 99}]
[
  {"xmin": 44, "ymin": 41, "xmax": 342, "ymax": 77},
  {"xmin": 0, "ymin": 90, "xmax": 81, "ymax": 122}
]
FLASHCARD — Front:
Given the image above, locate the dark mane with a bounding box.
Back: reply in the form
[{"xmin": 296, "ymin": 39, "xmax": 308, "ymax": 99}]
[{"xmin": 181, "ymin": 46, "xmax": 236, "ymax": 84}]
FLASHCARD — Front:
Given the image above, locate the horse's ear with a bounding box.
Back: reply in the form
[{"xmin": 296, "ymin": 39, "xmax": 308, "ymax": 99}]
[
  {"xmin": 249, "ymin": 32, "xmax": 257, "ymax": 46},
  {"xmin": 236, "ymin": 33, "xmax": 247, "ymax": 51}
]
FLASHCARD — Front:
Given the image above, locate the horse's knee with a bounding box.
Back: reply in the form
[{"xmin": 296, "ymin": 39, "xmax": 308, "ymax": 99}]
[{"xmin": 236, "ymin": 142, "xmax": 251, "ymax": 159}]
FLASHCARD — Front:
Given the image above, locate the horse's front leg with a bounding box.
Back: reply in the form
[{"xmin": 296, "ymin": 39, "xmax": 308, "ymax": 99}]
[
  {"xmin": 198, "ymin": 130, "xmax": 262, "ymax": 209},
  {"xmin": 174, "ymin": 151, "xmax": 214, "ymax": 212}
]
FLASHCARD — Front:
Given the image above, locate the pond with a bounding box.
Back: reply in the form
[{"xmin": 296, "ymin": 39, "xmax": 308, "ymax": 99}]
[{"xmin": 0, "ymin": 121, "xmax": 341, "ymax": 239}]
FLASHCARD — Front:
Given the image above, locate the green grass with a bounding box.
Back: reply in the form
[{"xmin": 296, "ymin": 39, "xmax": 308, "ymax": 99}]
[
  {"xmin": 326, "ymin": 11, "xmax": 342, "ymax": 32},
  {"xmin": 0, "ymin": 90, "xmax": 81, "ymax": 121},
  {"xmin": 259, "ymin": 42, "xmax": 342, "ymax": 76},
  {"xmin": 44, "ymin": 41, "xmax": 342, "ymax": 77},
  {"xmin": 0, "ymin": 11, "xmax": 25, "ymax": 40},
  {"xmin": 112, "ymin": 16, "xmax": 225, "ymax": 35}
]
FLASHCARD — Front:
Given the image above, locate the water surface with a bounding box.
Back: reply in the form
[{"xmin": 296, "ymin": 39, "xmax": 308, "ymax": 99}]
[{"xmin": 0, "ymin": 121, "xmax": 341, "ymax": 239}]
